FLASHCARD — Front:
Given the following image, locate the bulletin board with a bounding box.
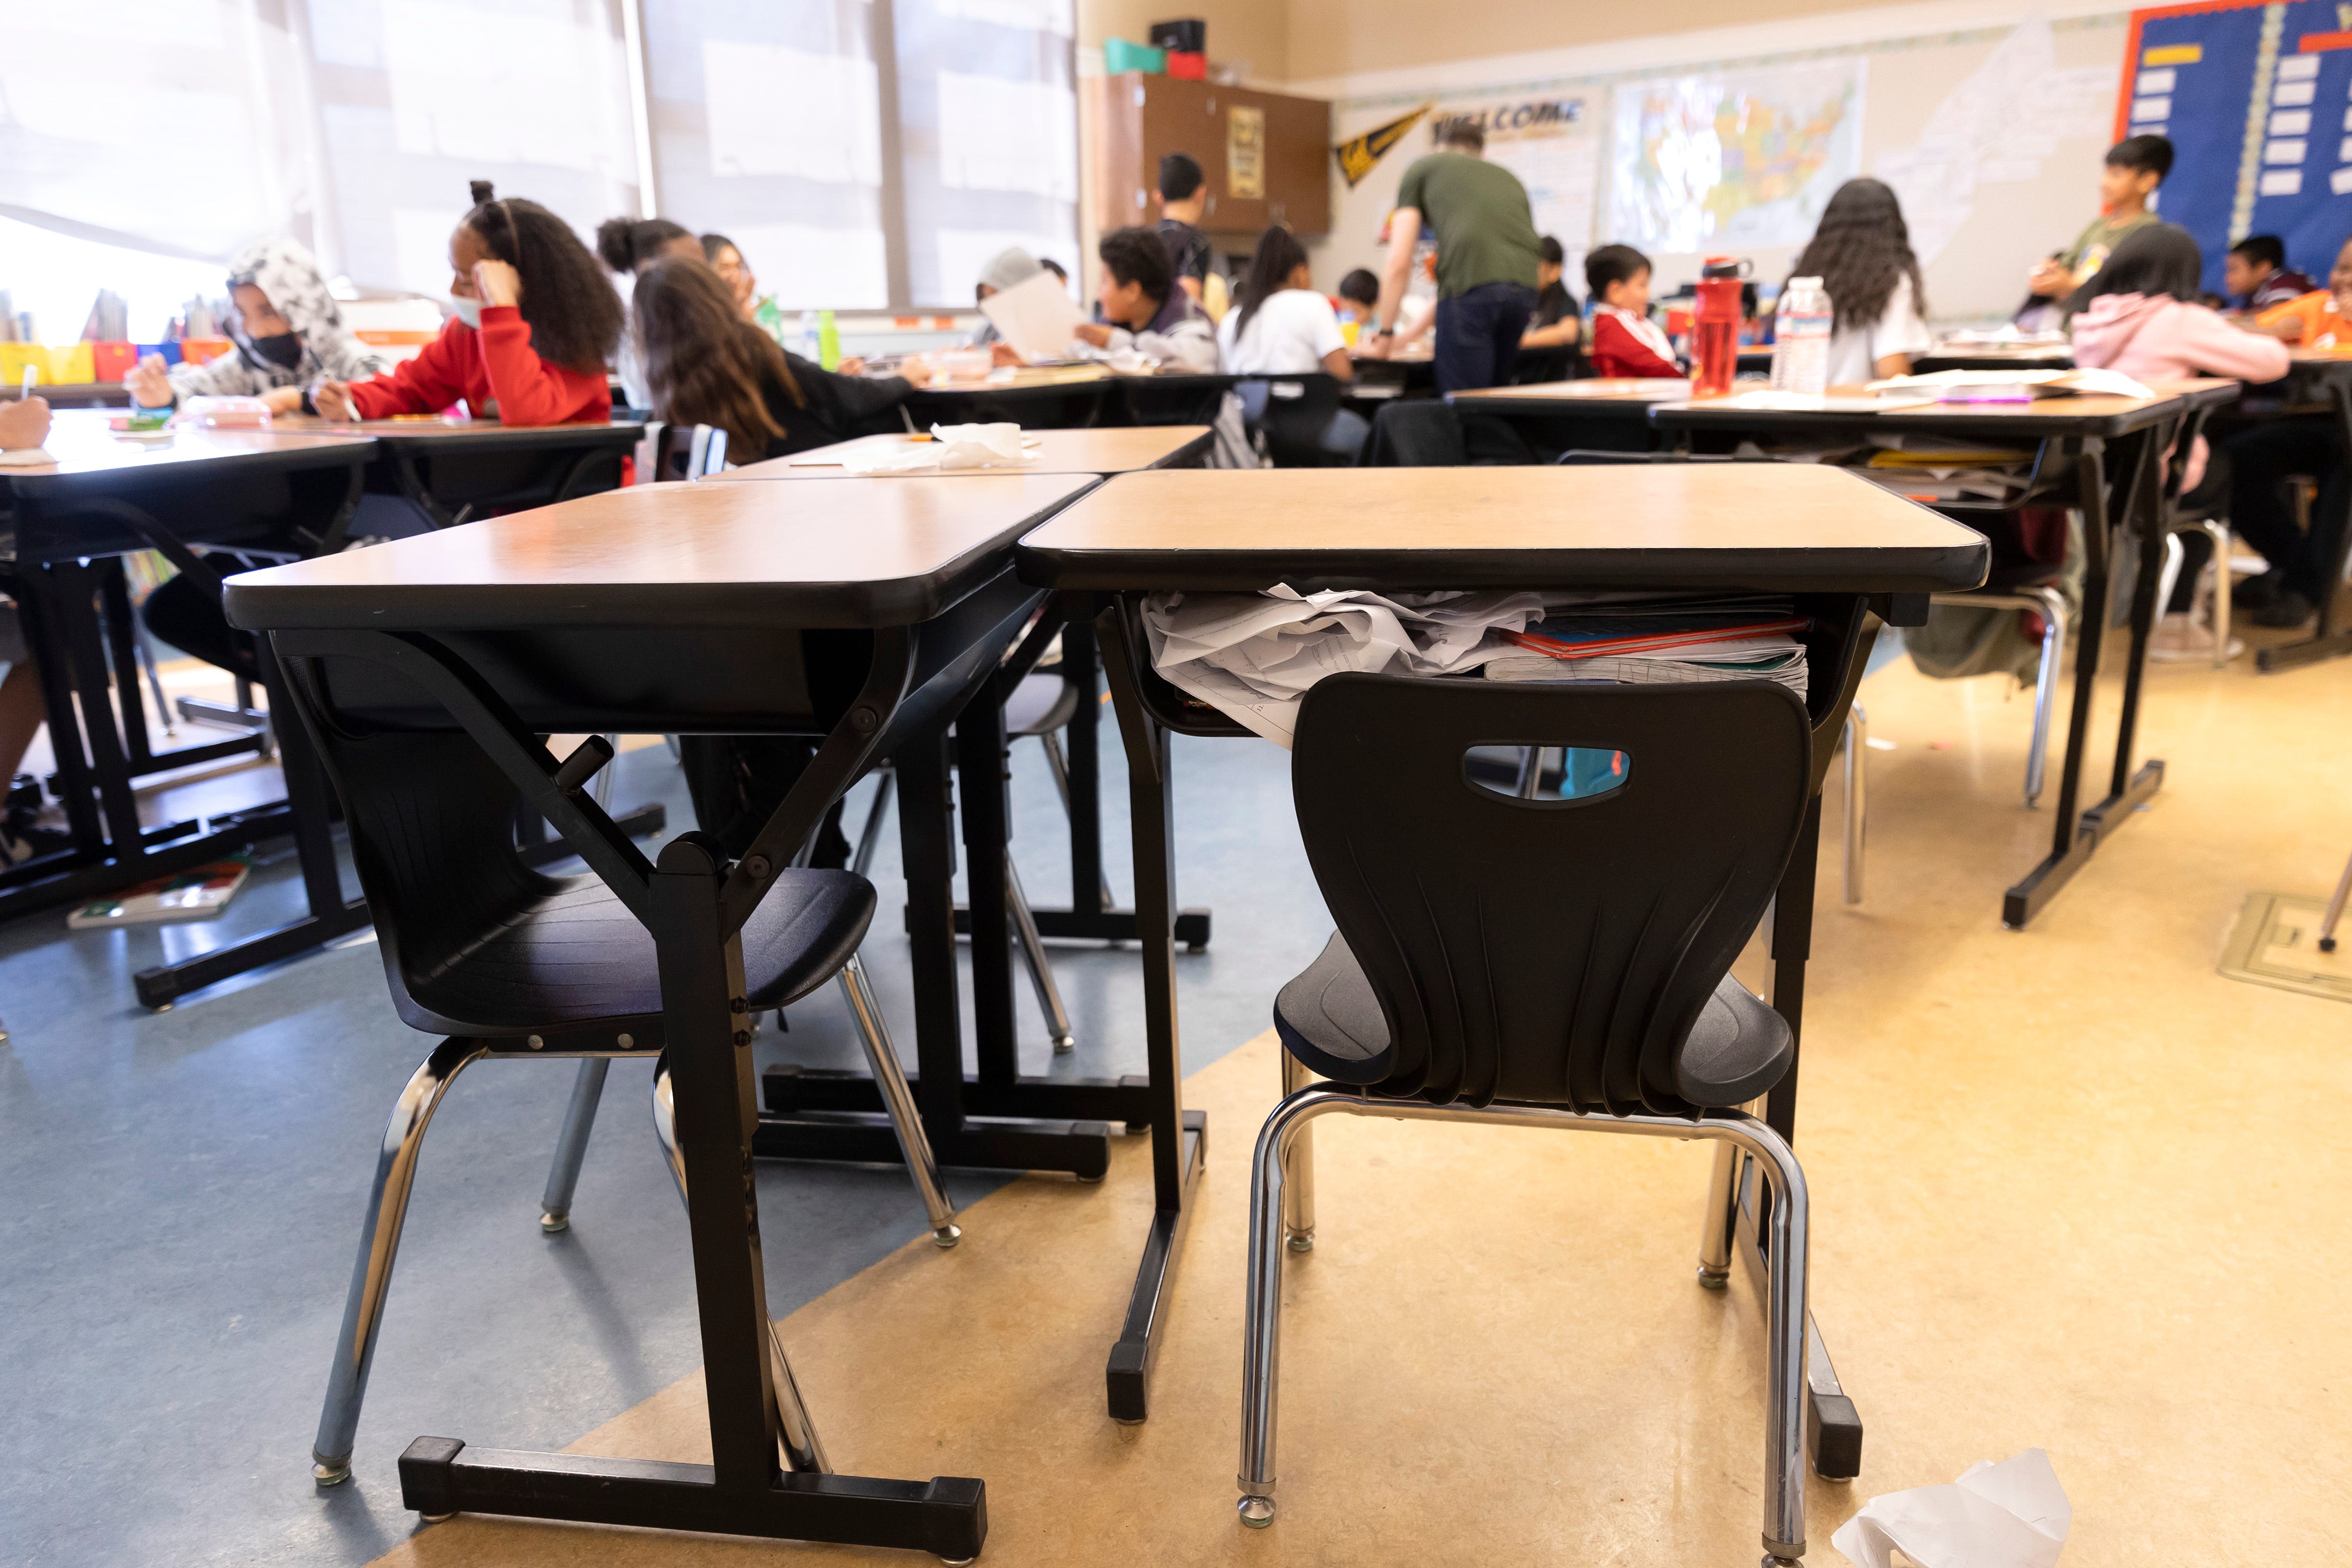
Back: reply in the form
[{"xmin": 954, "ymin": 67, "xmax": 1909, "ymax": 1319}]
[{"xmin": 2116, "ymin": 0, "xmax": 2352, "ymax": 291}]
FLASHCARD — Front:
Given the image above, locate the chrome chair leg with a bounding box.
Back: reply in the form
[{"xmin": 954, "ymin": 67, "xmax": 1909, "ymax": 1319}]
[
  {"xmin": 852, "ymin": 768, "xmax": 894, "ymax": 880},
  {"xmin": 2154, "ymin": 531, "xmax": 2186, "ymax": 624},
  {"xmin": 837, "ymin": 953, "xmax": 961, "ymax": 1246},
  {"xmin": 1278, "ymin": 1051, "xmax": 1316, "ymax": 1251},
  {"xmin": 1697, "ymin": 1141, "xmax": 1740, "ymax": 1288},
  {"xmin": 2022, "ymin": 586, "xmax": 2068, "ymax": 810},
  {"xmin": 312, "ymin": 1036, "xmax": 487, "ymax": 1483},
  {"xmin": 651, "ymin": 1060, "xmax": 833, "ymax": 1474},
  {"xmin": 1006, "ymin": 858, "xmax": 1076, "ymax": 1054},
  {"xmin": 1841, "ymin": 705, "xmax": 1866, "ymax": 907},
  {"xmin": 2319, "ymin": 846, "xmax": 2352, "ymax": 954},
  {"xmin": 1039, "ymin": 730, "xmax": 1117, "ymax": 912},
  {"xmin": 538, "ymin": 1057, "xmax": 611, "ymax": 1233},
  {"xmin": 1238, "ymin": 1089, "xmax": 1809, "ymax": 1566},
  {"xmin": 591, "ymin": 733, "xmax": 619, "ymax": 811},
  {"xmin": 2201, "ymin": 520, "xmax": 2233, "ymax": 666}
]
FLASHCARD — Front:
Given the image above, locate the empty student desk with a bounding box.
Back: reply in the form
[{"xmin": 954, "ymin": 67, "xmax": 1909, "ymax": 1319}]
[
  {"xmin": 1652, "ymin": 380, "xmax": 2242, "ymax": 928},
  {"xmin": 710, "ymin": 425, "xmax": 1211, "ymax": 480},
  {"xmin": 1450, "ymin": 377, "xmax": 1694, "ymax": 453},
  {"xmin": 1017, "ymin": 463, "xmax": 1989, "ymax": 1469},
  {"xmin": 0, "ymin": 410, "xmax": 375, "ymax": 985},
  {"xmin": 223, "ymin": 470, "xmax": 1098, "ymax": 1556},
  {"xmin": 281, "ymin": 415, "xmax": 645, "ymax": 528},
  {"xmin": 909, "ymin": 366, "xmax": 1114, "ymax": 429}
]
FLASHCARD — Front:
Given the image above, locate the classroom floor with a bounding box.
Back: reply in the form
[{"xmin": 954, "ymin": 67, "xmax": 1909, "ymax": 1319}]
[{"xmin": 3, "ymin": 636, "xmax": 2348, "ymax": 1566}]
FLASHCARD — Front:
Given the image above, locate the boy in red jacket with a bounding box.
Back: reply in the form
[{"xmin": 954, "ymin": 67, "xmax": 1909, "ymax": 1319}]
[
  {"xmin": 1584, "ymin": 244, "xmax": 1681, "ymax": 379},
  {"xmin": 316, "ymin": 194, "xmax": 621, "ymax": 425}
]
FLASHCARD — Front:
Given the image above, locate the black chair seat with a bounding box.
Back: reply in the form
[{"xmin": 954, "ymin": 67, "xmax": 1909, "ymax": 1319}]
[
  {"xmin": 1274, "ymin": 931, "xmax": 1791, "ymax": 1108},
  {"xmin": 401, "ymin": 868, "xmax": 875, "ymax": 1037},
  {"xmin": 1004, "ymin": 671, "xmax": 1077, "ymax": 737}
]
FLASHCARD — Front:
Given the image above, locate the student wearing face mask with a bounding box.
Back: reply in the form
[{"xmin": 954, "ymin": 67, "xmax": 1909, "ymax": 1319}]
[
  {"xmin": 313, "ymin": 183, "xmax": 623, "ymax": 425},
  {"xmin": 123, "ymin": 238, "xmax": 385, "ymax": 415}
]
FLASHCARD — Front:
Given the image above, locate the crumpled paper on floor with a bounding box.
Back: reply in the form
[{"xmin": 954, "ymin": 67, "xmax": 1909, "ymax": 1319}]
[
  {"xmin": 839, "ymin": 424, "xmax": 1036, "ymax": 473},
  {"xmin": 1141, "ymin": 585, "xmax": 1545, "ymax": 747},
  {"xmin": 1832, "ymin": 1448, "xmax": 2070, "ymax": 1568}
]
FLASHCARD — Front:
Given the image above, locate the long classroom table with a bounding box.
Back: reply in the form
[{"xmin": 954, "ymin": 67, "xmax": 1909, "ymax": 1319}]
[
  {"xmin": 226, "ymin": 471, "xmax": 1103, "ymax": 1556},
  {"xmin": 1017, "ymin": 461, "xmax": 1990, "ymax": 1478},
  {"xmin": 1650, "ymin": 380, "xmax": 2243, "ymax": 928}
]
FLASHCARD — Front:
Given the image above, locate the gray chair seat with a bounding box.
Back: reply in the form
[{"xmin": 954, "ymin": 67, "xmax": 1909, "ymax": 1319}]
[
  {"xmin": 398, "ymin": 869, "xmax": 874, "ymax": 1037},
  {"xmin": 1273, "ymin": 931, "xmax": 1791, "ymax": 1107},
  {"xmin": 1004, "ymin": 670, "xmax": 1077, "ymax": 737}
]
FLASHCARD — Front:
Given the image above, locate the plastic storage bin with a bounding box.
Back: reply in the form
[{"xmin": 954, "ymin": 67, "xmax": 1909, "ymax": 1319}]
[{"xmin": 1104, "ymin": 38, "xmax": 1165, "ymax": 73}]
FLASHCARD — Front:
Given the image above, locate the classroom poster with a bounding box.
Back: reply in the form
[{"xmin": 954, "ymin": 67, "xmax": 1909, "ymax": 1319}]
[
  {"xmin": 1427, "ymin": 96, "xmax": 1603, "ymax": 269},
  {"xmin": 1607, "ymin": 59, "xmax": 1865, "ymax": 253}
]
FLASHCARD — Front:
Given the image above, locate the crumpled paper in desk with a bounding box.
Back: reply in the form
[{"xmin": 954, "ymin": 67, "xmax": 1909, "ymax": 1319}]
[
  {"xmin": 1141, "ymin": 586, "xmax": 1544, "ymax": 747},
  {"xmin": 1832, "ymin": 1448, "xmax": 2071, "ymax": 1568},
  {"xmin": 839, "ymin": 424, "xmax": 1037, "ymax": 473}
]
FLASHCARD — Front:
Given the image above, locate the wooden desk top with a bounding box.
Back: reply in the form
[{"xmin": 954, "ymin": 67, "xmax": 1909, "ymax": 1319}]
[
  {"xmin": 225, "ymin": 471, "xmax": 1097, "ymax": 632},
  {"xmin": 1652, "ymin": 379, "xmax": 2236, "ymax": 438},
  {"xmin": 1452, "ymin": 378, "xmax": 1694, "ymax": 412},
  {"xmin": 1018, "ymin": 465, "xmax": 1988, "ymax": 595},
  {"xmin": 1, "ymin": 408, "xmax": 375, "ymax": 486},
  {"xmin": 274, "ymin": 415, "xmax": 643, "ymax": 447},
  {"xmin": 709, "ymin": 426, "xmax": 1210, "ymax": 481}
]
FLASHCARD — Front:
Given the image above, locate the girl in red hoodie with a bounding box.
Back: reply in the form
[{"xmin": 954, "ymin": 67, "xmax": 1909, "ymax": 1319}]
[{"xmin": 315, "ymin": 185, "xmax": 622, "ymax": 425}]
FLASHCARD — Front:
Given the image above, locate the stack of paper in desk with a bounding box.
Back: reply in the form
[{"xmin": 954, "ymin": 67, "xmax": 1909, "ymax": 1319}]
[{"xmin": 1482, "ymin": 597, "xmax": 1813, "ymax": 696}]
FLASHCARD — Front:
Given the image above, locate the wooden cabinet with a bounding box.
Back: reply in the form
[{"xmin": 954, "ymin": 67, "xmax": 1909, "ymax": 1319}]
[{"xmin": 1090, "ymin": 74, "xmax": 1330, "ymax": 241}]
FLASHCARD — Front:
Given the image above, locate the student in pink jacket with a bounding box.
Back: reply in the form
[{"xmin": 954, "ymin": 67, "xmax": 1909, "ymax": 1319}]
[{"xmin": 2071, "ymin": 223, "xmax": 2293, "ymax": 641}]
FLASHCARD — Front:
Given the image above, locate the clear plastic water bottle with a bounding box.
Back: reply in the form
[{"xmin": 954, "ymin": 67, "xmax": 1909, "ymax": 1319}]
[
  {"xmin": 1770, "ymin": 276, "xmax": 1832, "ymax": 396},
  {"xmin": 797, "ymin": 309, "xmax": 820, "ymax": 363}
]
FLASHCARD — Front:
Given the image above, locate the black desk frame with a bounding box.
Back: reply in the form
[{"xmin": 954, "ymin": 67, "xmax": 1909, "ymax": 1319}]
[
  {"xmin": 264, "ymin": 562, "xmax": 1056, "ymax": 1557},
  {"xmin": 1059, "ymin": 574, "xmax": 1904, "ymax": 1474},
  {"xmin": 2253, "ymin": 361, "xmax": 2352, "ymax": 674},
  {"xmin": 359, "ymin": 423, "xmax": 644, "ymax": 532},
  {"xmin": 1655, "ymin": 394, "xmax": 2223, "ymax": 928}
]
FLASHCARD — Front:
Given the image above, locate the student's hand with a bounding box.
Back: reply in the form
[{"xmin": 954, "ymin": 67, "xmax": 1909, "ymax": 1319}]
[
  {"xmin": 259, "ymin": 385, "xmax": 304, "ymax": 415},
  {"xmin": 126, "ymin": 353, "xmax": 174, "ymax": 409},
  {"xmin": 472, "ymin": 259, "xmax": 522, "ymax": 309},
  {"xmin": 312, "ymin": 380, "xmax": 356, "ymax": 421},
  {"xmin": 836, "ymin": 356, "xmax": 865, "ymax": 377},
  {"xmin": 2027, "ymin": 258, "xmax": 2075, "ymax": 298},
  {"xmin": 989, "ymin": 341, "xmax": 1026, "ymax": 368},
  {"xmin": 0, "ymin": 394, "xmax": 50, "ymax": 450},
  {"xmin": 1355, "ymin": 333, "xmax": 1392, "ymax": 360},
  {"xmin": 896, "ymin": 360, "xmax": 932, "ymax": 387},
  {"xmin": 1073, "ymin": 322, "xmax": 1114, "ymax": 350},
  {"xmin": 2261, "ymin": 316, "xmax": 2306, "ymax": 343}
]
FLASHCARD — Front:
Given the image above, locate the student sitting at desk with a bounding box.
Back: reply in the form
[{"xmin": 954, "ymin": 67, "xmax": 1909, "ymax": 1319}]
[
  {"xmin": 1074, "ymin": 227, "xmax": 1220, "ymax": 373},
  {"xmin": 631, "ymin": 255, "xmax": 922, "ymax": 461},
  {"xmin": 2022, "ymin": 134, "xmax": 2171, "ymax": 325},
  {"xmin": 1789, "ymin": 177, "xmax": 1932, "ymax": 382},
  {"xmin": 1519, "ymin": 237, "xmax": 1581, "ymax": 352},
  {"xmin": 2251, "ymin": 236, "xmax": 2352, "ymax": 348},
  {"xmin": 2224, "ymin": 236, "xmax": 2314, "ymax": 313},
  {"xmin": 1584, "ymin": 245, "xmax": 1681, "ymax": 378},
  {"xmin": 316, "ymin": 187, "xmax": 623, "ymax": 425},
  {"xmin": 1215, "ymin": 226, "xmax": 1369, "ymax": 465},
  {"xmin": 701, "ymin": 233, "xmax": 759, "ymax": 319},
  {"xmin": 124, "ymin": 238, "xmax": 385, "ymax": 415},
  {"xmin": 598, "ymin": 217, "xmax": 702, "ymax": 407},
  {"xmin": 968, "ymin": 246, "xmax": 1045, "ymax": 358}
]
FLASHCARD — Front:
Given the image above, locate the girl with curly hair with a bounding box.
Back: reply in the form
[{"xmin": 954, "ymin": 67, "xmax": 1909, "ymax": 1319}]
[
  {"xmin": 1786, "ymin": 178, "xmax": 1932, "ymax": 383},
  {"xmin": 317, "ymin": 182, "xmax": 622, "ymax": 425}
]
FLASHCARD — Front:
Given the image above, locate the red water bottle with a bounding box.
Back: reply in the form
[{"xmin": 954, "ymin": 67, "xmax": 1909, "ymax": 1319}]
[{"xmin": 1693, "ymin": 255, "xmax": 1747, "ymax": 397}]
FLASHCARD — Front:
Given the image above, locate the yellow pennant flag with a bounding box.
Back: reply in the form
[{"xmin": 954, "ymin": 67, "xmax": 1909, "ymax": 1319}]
[{"xmin": 1334, "ymin": 105, "xmax": 1432, "ymax": 189}]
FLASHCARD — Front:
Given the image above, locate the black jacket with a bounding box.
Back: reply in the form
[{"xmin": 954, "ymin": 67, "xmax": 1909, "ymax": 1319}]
[{"xmin": 761, "ymin": 352, "xmax": 916, "ymax": 458}]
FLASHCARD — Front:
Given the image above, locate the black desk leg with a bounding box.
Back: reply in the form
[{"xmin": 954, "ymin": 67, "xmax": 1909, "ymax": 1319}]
[
  {"xmin": 1098, "ymin": 606, "xmax": 1205, "ymax": 1424},
  {"xmin": 1744, "ymin": 795, "xmax": 1863, "ymax": 1479},
  {"xmin": 958, "ymin": 698, "xmax": 1021, "ymax": 1088},
  {"xmin": 2080, "ymin": 432, "xmax": 2169, "ymax": 843},
  {"xmin": 402, "ymin": 834, "xmax": 988, "ymax": 1560},
  {"xmin": 134, "ymin": 640, "xmax": 370, "ymax": 1009}
]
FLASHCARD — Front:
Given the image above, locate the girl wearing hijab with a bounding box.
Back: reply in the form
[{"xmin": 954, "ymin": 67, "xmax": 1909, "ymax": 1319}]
[
  {"xmin": 1786, "ymin": 178, "xmax": 1932, "ymax": 383},
  {"xmin": 124, "ymin": 237, "xmax": 385, "ymax": 413}
]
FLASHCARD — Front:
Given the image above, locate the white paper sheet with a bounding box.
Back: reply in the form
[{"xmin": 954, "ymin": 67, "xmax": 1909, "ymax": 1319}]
[
  {"xmin": 981, "ymin": 271, "xmax": 1087, "ymax": 363},
  {"xmin": 1142, "ymin": 586, "xmax": 1546, "ymax": 748},
  {"xmin": 833, "ymin": 424, "xmax": 1037, "ymax": 473},
  {"xmin": 1831, "ymin": 1447, "xmax": 2070, "ymax": 1568}
]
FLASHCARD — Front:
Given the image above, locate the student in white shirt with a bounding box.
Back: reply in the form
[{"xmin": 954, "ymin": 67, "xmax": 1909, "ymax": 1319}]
[
  {"xmin": 1212, "ymin": 225, "xmax": 1370, "ymax": 465},
  {"xmin": 1787, "ymin": 177, "xmax": 1933, "ymax": 384}
]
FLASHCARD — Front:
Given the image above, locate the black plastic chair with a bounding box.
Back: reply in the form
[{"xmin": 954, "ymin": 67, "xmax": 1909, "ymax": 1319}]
[
  {"xmin": 1235, "ymin": 674, "xmax": 1815, "ymax": 1566},
  {"xmin": 1359, "ymin": 398, "xmax": 1534, "ymax": 466},
  {"xmin": 283, "ymin": 664, "xmax": 957, "ymax": 1487},
  {"xmin": 1234, "ymin": 374, "xmax": 1359, "ymax": 467}
]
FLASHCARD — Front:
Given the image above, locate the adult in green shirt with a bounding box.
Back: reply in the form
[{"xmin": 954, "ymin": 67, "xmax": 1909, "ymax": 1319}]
[{"xmin": 1364, "ymin": 120, "xmax": 1542, "ymax": 392}]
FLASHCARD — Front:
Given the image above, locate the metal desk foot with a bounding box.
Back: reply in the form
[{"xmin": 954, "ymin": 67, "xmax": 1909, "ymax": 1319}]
[
  {"xmin": 2002, "ymin": 759, "xmax": 2164, "ymax": 930},
  {"xmin": 946, "ymin": 901, "xmax": 1212, "ymax": 949},
  {"xmin": 1105, "ymin": 1109, "xmax": 1205, "ymax": 1423}
]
